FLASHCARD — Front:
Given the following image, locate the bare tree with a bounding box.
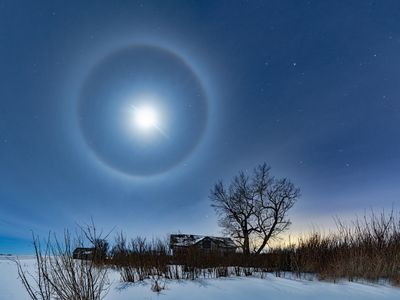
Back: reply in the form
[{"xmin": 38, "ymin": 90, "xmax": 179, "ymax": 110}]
[
  {"xmin": 210, "ymin": 172, "xmax": 257, "ymax": 255},
  {"xmin": 210, "ymin": 163, "xmax": 300, "ymax": 254}
]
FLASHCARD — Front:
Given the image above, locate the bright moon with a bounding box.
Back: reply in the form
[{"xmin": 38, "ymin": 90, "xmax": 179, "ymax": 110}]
[{"xmin": 134, "ymin": 106, "xmax": 158, "ymax": 130}]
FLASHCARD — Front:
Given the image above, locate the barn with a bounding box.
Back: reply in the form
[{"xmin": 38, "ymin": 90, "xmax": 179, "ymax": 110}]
[{"xmin": 170, "ymin": 234, "xmax": 237, "ymax": 255}]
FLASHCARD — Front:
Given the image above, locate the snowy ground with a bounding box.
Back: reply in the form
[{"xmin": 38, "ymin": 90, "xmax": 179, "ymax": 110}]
[{"xmin": 1, "ymin": 256, "xmax": 400, "ymax": 300}]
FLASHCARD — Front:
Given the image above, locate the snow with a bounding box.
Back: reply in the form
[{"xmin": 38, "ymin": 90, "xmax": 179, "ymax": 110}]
[
  {"xmin": 1, "ymin": 256, "xmax": 400, "ymax": 300},
  {"xmin": 171, "ymin": 234, "xmax": 205, "ymax": 246}
]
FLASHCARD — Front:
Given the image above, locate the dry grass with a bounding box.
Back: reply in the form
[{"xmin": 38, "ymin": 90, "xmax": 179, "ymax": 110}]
[
  {"xmin": 107, "ymin": 210, "xmax": 400, "ymax": 285},
  {"xmin": 285, "ymin": 210, "xmax": 400, "ymax": 284}
]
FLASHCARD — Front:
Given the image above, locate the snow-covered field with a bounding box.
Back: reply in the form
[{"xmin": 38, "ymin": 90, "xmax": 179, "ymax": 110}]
[{"xmin": 1, "ymin": 256, "xmax": 400, "ymax": 300}]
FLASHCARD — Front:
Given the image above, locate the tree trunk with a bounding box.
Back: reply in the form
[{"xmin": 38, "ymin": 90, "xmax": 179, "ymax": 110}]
[
  {"xmin": 255, "ymin": 218, "xmax": 278, "ymax": 254},
  {"xmin": 243, "ymin": 230, "xmax": 250, "ymax": 255}
]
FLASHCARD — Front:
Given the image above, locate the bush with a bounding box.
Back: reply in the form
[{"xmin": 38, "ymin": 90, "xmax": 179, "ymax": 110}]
[{"xmin": 16, "ymin": 231, "xmax": 110, "ymax": 300}]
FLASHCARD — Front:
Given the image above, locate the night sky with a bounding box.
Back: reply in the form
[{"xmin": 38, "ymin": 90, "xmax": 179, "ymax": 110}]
[{"xmin": 1, "ymin": 1, "xmax": 400, "ymax": 253}]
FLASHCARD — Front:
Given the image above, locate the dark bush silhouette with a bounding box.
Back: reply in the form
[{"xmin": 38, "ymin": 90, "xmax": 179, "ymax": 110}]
[{"xmin": 16, "ymin": 231, "xmax": 110, "ymax": 300}]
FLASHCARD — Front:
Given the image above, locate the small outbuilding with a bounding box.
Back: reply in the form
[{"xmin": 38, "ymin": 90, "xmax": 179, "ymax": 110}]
[
  {"xmin": 72, "ymin": 247, "xmax": 95, "ymax": 260},
  {"xmin": 170, "ymin": 234, "xmax": 237, "ymax": 255}
]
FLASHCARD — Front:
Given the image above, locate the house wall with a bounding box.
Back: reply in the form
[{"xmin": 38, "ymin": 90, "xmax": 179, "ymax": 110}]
[{"xmin": 171, "ymin": 241, "xmax": 236, "ymax": 256}]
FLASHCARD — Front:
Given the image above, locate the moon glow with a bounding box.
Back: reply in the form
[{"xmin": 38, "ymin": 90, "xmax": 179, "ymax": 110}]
[
  {"xmin": 133, "ymin": 105, "xmax": 158, "ymax": 130},
  {"xmin": 77, "ymin": 45, "xmax": 208, "ymax": 177}
]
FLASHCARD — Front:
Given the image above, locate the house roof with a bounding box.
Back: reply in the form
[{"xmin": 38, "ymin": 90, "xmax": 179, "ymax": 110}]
[
  {"xmin": 170, "ymin": 234, "xmax": 237, "ymax": 248},
  {"xmin": 73, "ymin": 247, "xmax": 95, "ymax": 256}
]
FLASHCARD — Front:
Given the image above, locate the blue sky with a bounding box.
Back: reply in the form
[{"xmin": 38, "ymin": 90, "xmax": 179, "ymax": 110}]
[{"xmin": 1, "ymin": 1, "xmax": 400, "ymax": 254}]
